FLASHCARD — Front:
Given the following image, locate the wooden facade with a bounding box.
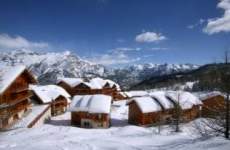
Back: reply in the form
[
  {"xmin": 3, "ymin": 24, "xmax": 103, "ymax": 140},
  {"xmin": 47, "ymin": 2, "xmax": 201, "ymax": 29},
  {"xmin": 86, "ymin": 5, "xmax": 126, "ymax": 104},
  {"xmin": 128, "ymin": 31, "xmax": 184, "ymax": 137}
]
[
  {"xmin": 57, "ymin": 81, "xmax": 75, "ymax": 96},
  {"xmin": 32, "ymin": 93, "xmax": 69, "ymax": 116},
  {"xmin": 128, "ymin": 101, "xmax": 161, "ymax": 126},
  {"xmin": 201, "ymin": 95, "xmax": 226, "ymax": 118},
  {"xmin": 58, "ymin": 80, "xmax": 125, "ymax": 101},
  {"xmin": 0, "ymin": 69, "xmax": 36, "ymax": 129},
  {"xmin": 51, "ymin": 95, "xmax": 68, "ymax": 116},
  {"xmin": 173, "ymin": 105, "xmax": 201, "ymax": 122},
  {"xmin": 71, "ymin": 112, "xmax": 110, "ymax": 128},
  {"xmin": 128, "ymin": 99, "xmax": 201, "ymax": 126}
]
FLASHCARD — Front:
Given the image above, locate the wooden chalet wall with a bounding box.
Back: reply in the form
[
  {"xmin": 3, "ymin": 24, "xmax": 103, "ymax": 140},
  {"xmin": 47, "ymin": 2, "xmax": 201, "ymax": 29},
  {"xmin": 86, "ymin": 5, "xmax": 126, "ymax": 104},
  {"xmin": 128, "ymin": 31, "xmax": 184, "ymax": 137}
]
[
  {"xmin": 51, "ymin": 96, "xmax": 68, "ymax": 116},
  {"xmin": 181, "ymin": 105, "xmax": 200, "ymax": 121},
  {"xmin": 71, "ymin": 112, "xmax": 110, "ymax": 128},
  {"xmin": 128, "ymin": 102, "xmax": 161, "ymax": 126},
  {"xmin": 32, "ymin": 93, "xmax": 68, "ymax": 116},
  {"xmin": 128, "ymin": 101, "xmax": 201, "ymax": 126},
  {"xmin": 0, "ymin": 70, "xmax": 36, "ymax": 129},
  {"xmin": 201, "ymin": 95, "xmax": 225, "ymax": 118},
  {"xmin": 57, "ymin": 82, "xmax": 74, "ymax": 96}
]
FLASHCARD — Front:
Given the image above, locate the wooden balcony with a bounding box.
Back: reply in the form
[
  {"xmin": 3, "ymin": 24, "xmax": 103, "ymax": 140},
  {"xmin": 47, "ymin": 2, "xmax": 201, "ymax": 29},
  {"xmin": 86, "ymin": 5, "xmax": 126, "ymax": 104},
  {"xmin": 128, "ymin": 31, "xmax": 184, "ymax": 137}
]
[
  {"xmin": 1, "ymin": 90, "xmax": 33, "ymax": 107},
  {"xmin": 0, "ymin": 100, "xmax": 30, "ymax": 118}
]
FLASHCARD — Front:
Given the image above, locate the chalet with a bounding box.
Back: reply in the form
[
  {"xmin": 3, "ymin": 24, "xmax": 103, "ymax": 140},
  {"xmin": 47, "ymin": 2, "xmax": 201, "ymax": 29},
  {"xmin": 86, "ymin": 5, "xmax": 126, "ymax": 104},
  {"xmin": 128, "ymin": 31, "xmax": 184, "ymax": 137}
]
[
  {"xmin": 127, "ymin": 96, "xmax": 162, "ymax": 126},
  {"xmin": 199, "ymin": 92, "xmax": 226, "ymax": 118},
  {"xmin": 166, "ymin": 91, "xmax": 202, "ymax": 122},
  {"xmin": 127, "ymin": 91, "xmax": 202, "ymax": 126},
  {"xmin": 57, "ymin": 78, "xmax": 84, "ymax": 96},
  {"xmin": 57, "ymin": 77, "xmax": 124, "ymax": 100},
  {"xmin": 31, "ymin": 85, "xmax": 71, "ymax": 116},
  {"xmin": 149, "ymin": 91, "xmax": 175, "ymax": 123},
  {"xmin": 0, "ymin": 66, "xmax": 37, "ymax": 129},
  {"xmin": 69, "ymin": 94, "xmax": 112, "ymax": 128}
]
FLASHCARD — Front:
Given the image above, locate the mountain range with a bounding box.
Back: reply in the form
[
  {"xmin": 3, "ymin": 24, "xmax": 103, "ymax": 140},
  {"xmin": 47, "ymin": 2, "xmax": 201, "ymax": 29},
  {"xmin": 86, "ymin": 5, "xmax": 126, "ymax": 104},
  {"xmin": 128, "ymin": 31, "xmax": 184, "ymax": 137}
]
[{"xmin": 0, "ymin": 49, "xmax": 199, "ymax": 89}]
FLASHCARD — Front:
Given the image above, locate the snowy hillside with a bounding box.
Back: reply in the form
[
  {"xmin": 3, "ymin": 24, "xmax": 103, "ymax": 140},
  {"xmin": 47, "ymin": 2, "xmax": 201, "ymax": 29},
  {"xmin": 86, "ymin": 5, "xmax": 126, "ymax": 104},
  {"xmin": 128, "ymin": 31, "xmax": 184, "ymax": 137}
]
[
  {"xmin": 107, "ymin": 63, "xmax": 199, "ymax": 89},
  {"xmin": 0, "ymin": 101, "xmax": 229, "ymax": 150}
]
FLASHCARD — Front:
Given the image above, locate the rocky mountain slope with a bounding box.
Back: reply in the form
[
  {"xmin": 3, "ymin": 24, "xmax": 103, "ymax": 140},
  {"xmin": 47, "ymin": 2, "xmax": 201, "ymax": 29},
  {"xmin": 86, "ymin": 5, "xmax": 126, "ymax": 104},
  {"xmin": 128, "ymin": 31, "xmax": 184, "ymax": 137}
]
[
  {"xmin": 131, "ymin": 63, "xmax": 230, "ymax": 91},
  {"xmin": 0, "ymin": 49, "xmax": 105, "ymax": 84},
  {"xmin": 106, "ymin": 63, "xmax": 199, "ymax": 89},
  {"xmin": 0, "ymin": 49, "xmax": 199, "ymax": 89}
]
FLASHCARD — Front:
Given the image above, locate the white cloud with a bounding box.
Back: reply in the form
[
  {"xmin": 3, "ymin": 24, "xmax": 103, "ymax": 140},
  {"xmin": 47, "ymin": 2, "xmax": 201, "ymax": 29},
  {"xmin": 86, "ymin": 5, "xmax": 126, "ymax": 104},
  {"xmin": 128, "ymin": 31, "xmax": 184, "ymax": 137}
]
[
  {"xmin": 110, "ymin": 47, "xmax": 141, "ymax": 52},
  {"xmin": 0, "ymin": 33, "xmax": 49, "ymax": 50},
  {"xmin": 187, "ymin": 19, "xmax": 205, "ymax": 29},
  {"xmin": 88, "ymin": 51, "xmax": 140, "ymax": 65},
  {"xmin": 150, "ymin": 47, "xmax": 169, "ymax": 51},
  {"xmin": 135, "ymin": 32, "xmax": 166, "ymax": 43},
  {"xmin": 203, "ymin": 0, "xmax": 230, "ymax": 34}
]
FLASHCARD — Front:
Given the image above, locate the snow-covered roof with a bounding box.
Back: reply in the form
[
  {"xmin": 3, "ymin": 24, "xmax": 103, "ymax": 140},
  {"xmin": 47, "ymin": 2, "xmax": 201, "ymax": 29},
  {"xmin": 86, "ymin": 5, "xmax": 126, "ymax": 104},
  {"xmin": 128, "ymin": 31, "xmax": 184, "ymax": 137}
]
[
  {"xmin": 125, "ymin": 91, "xmax": 149, "ymax": 98},
  {"xmin": 104, "ymin": 79, "xmax": 120, "ymax": 90},
  {"xmin": 129, "ymin": 96, "xmax": 161, "ymax": 113},
  {"xmin": 149, "ymin": 91, "xmax": 174, "ymax": 109},
  {"xmin": 0, "ymin": 65, "xmax": 36, "ymax": 94},
  {"xmin": 69, "ymin": 94, "xmax": 112, "ymax": 114},
  {"xmin": 57, "ymin": 77, "xmax": 120, "ymax": 90},
  {"xmin": 57, "ymin": 78, "xmax": 84, "ymax": 87},
  {"xmin": 85, "ymin": 77, "xmax": 120, "ymax": 90},
  {"xmin": 198, "ymin": 91, "xmax": 224, "ymax": 101},
  {"xmin": 30, "ymin": 85, "xmax": 71, "ymax": 103},
  {"xmin": 88, "ymin": 77, "xmax": 105, "ymax": 89},
  {"xmin": 166, "ymin": 91, "xmax": 202, "ymax": 109}
]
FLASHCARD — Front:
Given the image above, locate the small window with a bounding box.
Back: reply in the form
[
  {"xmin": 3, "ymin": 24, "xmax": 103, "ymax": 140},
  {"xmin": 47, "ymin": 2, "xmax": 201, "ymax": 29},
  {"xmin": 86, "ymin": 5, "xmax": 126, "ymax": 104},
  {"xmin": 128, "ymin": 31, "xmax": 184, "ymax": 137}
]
[
  {"xmin": 84, "ymin": 122, "xmax": 90, "ymax": 128},
  {"xmin": 98, "ymin": 114, "xmax": 102, "ymax": 119}
]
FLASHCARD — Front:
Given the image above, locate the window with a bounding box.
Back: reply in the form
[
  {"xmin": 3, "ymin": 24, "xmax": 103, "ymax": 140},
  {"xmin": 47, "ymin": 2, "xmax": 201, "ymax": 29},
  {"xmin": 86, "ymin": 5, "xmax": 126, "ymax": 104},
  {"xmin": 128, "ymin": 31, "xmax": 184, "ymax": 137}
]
[
  {"xmin": 83, "ymin": 122, "xmax": 90, "ymax": 128},
  {"xmin": 98, "ymin": 114, "xmax": 102, "ymax": 119}
]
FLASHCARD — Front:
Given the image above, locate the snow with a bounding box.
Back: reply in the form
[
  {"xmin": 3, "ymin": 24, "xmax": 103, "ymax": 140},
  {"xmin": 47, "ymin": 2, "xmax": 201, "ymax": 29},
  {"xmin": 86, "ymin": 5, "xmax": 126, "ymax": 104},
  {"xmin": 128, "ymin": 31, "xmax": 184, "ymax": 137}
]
[
  {"xmin": 125, "ymin": 90, "xmax": 149, "ymax": 98},
  {"xmin": 69, "ymin": 95, "xmax": 92, "ymax": 112},
  {"xmin": 57, "ymin": 78, "xmax": 84, "ymax": 87},
  {"xmin": 0, "ymin": 102, "xmax": 229, "ymax": 150},
  {"xmin": 10, "ymin": 104, "xmax": 49, "ymax": 129},
  {"xmin": 87, "ymin": 77, "xmax": 120, "ymax": 90},
  {"xmin": 0, "ymin": 65, "xmax": 26, "ymax": 94},
  {"xmin": 129, "ymin": 96, "xmax": 162, "ymax": 113},
  {"xmin": 88, "ymin": 77, "xmax": 105, "ymax": 89},
  {"xmin": 88, "ymin": 95, "xmax": 112, "ymax": 114},
  {"xmin": 69, "ymin": 94, "xmax": 112, "ymax": 114},
  {"xmin": 198, "ymin": 91, "xmax": 224, "ymax": 101},
  {"xmin": 30, "ymin": 85, "xmax": 71, "ymax": 103},
  {"xmin": 149, "ymin": 91, "xmax": 175, "ymax": 109},
  {"xmin": 57, "ymin": 77, "xmax": 120, "ymax": 90},
  {"xmin": 166, "ymin": 91, "xmax": 202, "ymax": 109}
]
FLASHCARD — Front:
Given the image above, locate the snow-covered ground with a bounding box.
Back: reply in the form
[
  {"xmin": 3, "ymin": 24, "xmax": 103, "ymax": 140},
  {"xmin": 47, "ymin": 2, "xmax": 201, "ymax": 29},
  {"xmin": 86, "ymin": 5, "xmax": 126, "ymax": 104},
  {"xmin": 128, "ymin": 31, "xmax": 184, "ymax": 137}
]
[{"xmin": 0, "ymin": 100, "xmax": 229, "ymax": 150}]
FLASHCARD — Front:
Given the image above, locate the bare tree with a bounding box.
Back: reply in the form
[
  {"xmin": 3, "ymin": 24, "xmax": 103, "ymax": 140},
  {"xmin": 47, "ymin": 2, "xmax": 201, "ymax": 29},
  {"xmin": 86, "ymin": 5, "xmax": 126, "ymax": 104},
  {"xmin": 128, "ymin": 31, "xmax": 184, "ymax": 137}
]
[
  {"xmin": 220, "ymin": 51, "xmax": 230, "ymax": 139},
  {"xmin": 170, "ymin": 90, "xmax": 182, "ymax": 132},
  {"xmin": 196, "ymin": 51, "xmax": 230, "ymax": 139}
]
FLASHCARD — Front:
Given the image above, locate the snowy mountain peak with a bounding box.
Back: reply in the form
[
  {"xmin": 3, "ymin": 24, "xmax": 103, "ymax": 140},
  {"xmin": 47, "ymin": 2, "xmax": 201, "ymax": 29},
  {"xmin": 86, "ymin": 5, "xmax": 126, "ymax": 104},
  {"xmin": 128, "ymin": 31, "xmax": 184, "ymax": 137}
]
[
  {"xmin": 0, "ymin": 49, "xmax": 199, "ymax": 89},
  {"xmin": 0, "ymin": 49, "xmax": 105, "ymax": 84}
]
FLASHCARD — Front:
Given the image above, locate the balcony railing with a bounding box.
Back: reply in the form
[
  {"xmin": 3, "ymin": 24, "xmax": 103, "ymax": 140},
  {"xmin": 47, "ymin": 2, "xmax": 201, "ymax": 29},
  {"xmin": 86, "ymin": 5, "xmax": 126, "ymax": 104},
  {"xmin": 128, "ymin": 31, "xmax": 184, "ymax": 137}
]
[{"xmin": 1, "ymin": 90, "xmax": 33, "ymax": 106}]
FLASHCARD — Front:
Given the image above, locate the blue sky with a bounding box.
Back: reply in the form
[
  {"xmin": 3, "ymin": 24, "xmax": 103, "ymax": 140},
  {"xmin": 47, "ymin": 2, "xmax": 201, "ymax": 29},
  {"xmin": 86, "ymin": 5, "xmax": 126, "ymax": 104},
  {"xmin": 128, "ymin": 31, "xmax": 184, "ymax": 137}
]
[{"xmin": 0, "ymin": 0, "xmax": 230, "ymax": 66}]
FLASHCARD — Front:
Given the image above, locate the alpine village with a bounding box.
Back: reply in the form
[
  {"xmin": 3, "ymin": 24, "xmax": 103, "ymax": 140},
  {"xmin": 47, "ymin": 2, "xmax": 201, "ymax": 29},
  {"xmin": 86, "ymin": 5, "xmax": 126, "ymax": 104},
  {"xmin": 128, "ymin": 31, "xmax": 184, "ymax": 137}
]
[
  {"xmin": 1, "ymin": 0, "xmax": 230, "ymax": 150},
  {"xmin": 0, "ymin": 65, "xmax": 228, "ymax": 129}
]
